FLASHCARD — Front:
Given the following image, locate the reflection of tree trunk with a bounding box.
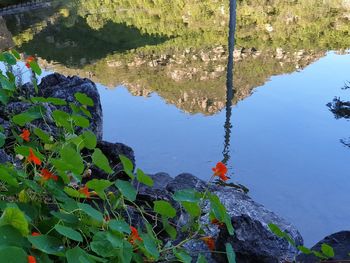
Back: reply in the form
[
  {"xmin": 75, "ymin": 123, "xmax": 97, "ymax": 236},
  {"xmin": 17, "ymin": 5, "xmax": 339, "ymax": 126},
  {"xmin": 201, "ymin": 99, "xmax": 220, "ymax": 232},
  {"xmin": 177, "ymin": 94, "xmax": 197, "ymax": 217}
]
[
  {"xmin": 0, "ymin": 16, "xmax": 14, "ymax": 50},
  {"xmin": 222, "ymin": 0, "xmax": 237, "ymax": 165}
]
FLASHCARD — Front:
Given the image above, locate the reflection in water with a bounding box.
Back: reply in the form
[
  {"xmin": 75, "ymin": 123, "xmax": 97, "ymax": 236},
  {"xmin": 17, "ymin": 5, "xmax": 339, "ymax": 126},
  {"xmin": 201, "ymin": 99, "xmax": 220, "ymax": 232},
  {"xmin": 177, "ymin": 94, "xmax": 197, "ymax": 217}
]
[
  {"xmin": 222, "ymin": 0, "xmax": 237, "ymax": 165},
  {"xmin": 327, "ymin": 88, "xmax": 350, "ymax": 147},
  {"xmin": 2, "ymin": 0, "xmax": 350, "ymax": 246}
]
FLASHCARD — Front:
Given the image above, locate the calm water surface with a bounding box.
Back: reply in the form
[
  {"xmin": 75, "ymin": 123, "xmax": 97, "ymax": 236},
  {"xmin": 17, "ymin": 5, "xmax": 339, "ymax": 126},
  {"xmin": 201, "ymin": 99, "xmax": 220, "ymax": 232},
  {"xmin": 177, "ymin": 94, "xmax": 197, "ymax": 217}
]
[{"xmin": 1, "ymin": 0, "xmax": 350, "ymax": 245}]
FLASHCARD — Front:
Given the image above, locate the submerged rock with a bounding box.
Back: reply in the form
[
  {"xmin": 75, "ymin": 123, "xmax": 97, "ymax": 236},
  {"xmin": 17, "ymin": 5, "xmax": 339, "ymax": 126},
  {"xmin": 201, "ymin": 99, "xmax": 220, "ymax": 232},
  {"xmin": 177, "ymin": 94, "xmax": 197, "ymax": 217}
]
[{"xmin": 297, "ymin": 231, "xmax": 350, "ymax": 262}]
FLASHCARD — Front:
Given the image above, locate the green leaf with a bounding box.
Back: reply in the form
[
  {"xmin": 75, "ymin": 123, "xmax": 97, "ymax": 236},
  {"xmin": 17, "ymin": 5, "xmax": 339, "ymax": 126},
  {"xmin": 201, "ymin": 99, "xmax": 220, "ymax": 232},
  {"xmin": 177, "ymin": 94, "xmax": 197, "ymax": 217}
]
[
  {"xmin": 52, "ymin": 110, "xmax": 72, "ymax": 131},
  {"xmin": 173, "ymin": 189, "xmax": 201, "ymax": 203},
  {"xmin": 174, "ymin": 249, "xmax": 192, "ymax": 263},
  {"xmin": 72, "ymin": 115, "xmax": 90, "ymax": 128},
  {"xmin": 297, "ymin": 246, "xmax": 313, "ymax": 255},
  {"xmin": 12, "ymin": 105, "xmax": 46, "ymax": 126},
  {"xmin": 2, "ymin": 52, "xmax": 16, "ymax": 65},
  {"xmin": 321, "ymin": 243, "xmax": 334, "ymax": 258},
  {"xmin": 182, "ymin": 202, "xmax": 201, "ymax": 217},
  {"xmin": 29, "ymin": 60, "xmax": 42, "ymax": 75},
  {"xmin": 136, "ymin": 169, "xmax": 153, "ymax": 187},
  {"xmin": 196, "ymin": 254, "xmax": 208, "ymax": 263},
  {"xmin": 10, "ymin": 50, "xmax": 20, "ymax": 59},
  {"xmin": 50, "ymin": 211, "xmax": 79, "ymax": 224},
  {"xmin": 64, "ymin": 187, "xmax": 85, "ymax": 198},
  {"xmin": 109, "ymin": 219, "xmax": 131, "ymax": 234},
  {"xmin": 0, "ymin": 246, "xmax": 27, "ymax": 263},
  {"xmin": 0, "ymin": 207, "xmax": 29, "ymax": 236},
  {"xmin": 0, "ymin": 225, "xmax": 30, "ymax": 248},
  {"xmin": 268, "ymin": 223, "xmax": 295, "ymax": 247},
  {"xmin": 82, "ymin": 130, "xmax": 97, "ymax": 150},
  {"xmin": 0, "ymin": 167, "xmax": 18, "ymax": 187},
  {"xmin": 78, "ymin": 203, "xmax": 103, "ymax": 222},
  {"xmin": 55, "ymin": 224, "xmax": 83, "ymax": 242},
  {"xmin": 66, "ymin": 247, "xmax": 97, "ymax": 263},
  {"xmin": 119, "ymin": 155, "xmax": 134, "ymax": 171},
  {"xmin": 209, "ymin": 194, "xmax": 234, "ymax": 235},
  {"xmin": 115, "ymin": 180, "xmax": 137, "ymax": 202},
  {"xmin": 28, "ymin": 235, "xmax": 64, "ymax": 255},
  {"xmin": 75, "ymin": 92, "xmax": 94, "ymax": 106},
  {"xmin": 33, "ymin": 127, "xmax": 51, "ymax": 143},
  {"xmin": 31, "ymin": 97, "xmax": 67, "ymax": 106},
  {"xmin": 86, "ymin": 179, "xmax": 113, "ymax": 197},
  {"xmin": 0, "ymin": 89, "xmax": 9, "ymax": 105},
  {"xmin": 0, "ymin": 74, "xmax": 15, "ymax": 91},
  {"xmin": 141, "ymin": 233, "xmax": 160, "ymax": 260},
  {"xmin": 162, "ymin": 217, "xmax": 177, "ymax": 239},
  {"xmin": 92, "ymin": 148, "xmax": 113, "ymax": 174},
  {"xmin": 59, "ymin": 145, "xmax": 84, "ymax": 175},
  {"xmin": 153, "ymin": 200, "xmax": 176, "ymax": 218},
  {"xmin": 226, "ymin": 243, "xmax": 236, "ymax": 263}
]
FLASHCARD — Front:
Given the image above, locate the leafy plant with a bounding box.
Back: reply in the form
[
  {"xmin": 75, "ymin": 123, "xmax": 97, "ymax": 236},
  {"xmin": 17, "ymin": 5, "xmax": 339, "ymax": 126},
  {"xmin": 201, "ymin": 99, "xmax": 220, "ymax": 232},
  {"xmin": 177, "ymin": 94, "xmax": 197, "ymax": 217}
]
[
  {"xmin": 0, "ymin": 50, "xmax": 236, "ymax": 262},
  {"xmin": 268, "ymin": 223, "xmax": 335, "ymax": 261}
]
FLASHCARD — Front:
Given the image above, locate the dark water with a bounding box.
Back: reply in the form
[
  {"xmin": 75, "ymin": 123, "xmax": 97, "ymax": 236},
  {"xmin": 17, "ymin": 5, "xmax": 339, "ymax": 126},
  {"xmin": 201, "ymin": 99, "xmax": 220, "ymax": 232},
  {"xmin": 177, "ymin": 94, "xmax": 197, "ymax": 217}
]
[{"xmin": 1, "ymin": 0, "xmax": 350, "ymax": 245}]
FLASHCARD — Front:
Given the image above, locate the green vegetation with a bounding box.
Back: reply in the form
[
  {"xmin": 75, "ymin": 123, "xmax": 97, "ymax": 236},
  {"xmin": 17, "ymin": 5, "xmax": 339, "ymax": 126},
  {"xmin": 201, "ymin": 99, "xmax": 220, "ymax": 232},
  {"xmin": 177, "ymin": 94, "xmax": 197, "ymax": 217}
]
[{"xmin": 0, "ymin": 50, "xmax": 236, "ymax": 262}]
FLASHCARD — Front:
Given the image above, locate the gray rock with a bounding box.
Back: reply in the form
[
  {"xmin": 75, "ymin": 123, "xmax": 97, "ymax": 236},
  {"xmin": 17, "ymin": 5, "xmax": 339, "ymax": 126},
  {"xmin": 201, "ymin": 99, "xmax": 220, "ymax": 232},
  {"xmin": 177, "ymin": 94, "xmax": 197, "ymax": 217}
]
[
  {"xmin": 166, "ymin": 173, "xmax": 207, "ymax": 193},
  {"xmin": 38, "ymin": 73, "xmax": 103, "ymax": 140},
  {"xmin": 85, "ymin": 140, "xmax": 135, "ymax": 182},
  {"xmin": 297, "ymin": 231, "xmax": 350, "ymax": 262},
  {"xmin": 0, "ymin": 149, "xmax": 12, "ymax": 164},
  {"xmin": 167, "ymin": 173, "xmax": 303, "ymax": 263}
]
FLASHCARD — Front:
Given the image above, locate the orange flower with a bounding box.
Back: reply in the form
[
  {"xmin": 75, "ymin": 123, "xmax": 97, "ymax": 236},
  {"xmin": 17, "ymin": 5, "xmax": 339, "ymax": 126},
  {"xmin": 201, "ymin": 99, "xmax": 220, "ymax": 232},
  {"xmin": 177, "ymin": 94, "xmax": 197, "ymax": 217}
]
[
  {"xmin": 104, "ymin": 215, "xmax": 111, "ymax": 222},
  {"xmin": 27, "ymin": 148, "xmax": 41, "ymax": 166},
  {"xmin": 25, "ymin": 56, "xmax": 35, "ymax": 68},
  {"xmin": 200, "ymin": 236, "xmax": 216, "ymax": 251},
  {"xmin": 129, "ymin": 226, "xmax": 142, "ymax": 245},
  {"xmin": 31, "ymin": 232, "xmax": 40, "ymax": 236},
  {"xmin": 79, "ymin": 186, "xmax": 90, "ymax": 198},
  {"xmin": 211, "ymin": 218, "xmax": 225, "ymax": 228},
  {"xmin": 20, "ymin": 129, "xmax": 30, "ymax": 142},
  {"xmin": 212, "ymin": 162, "xmax": 229, "ymax": 181},
  {"xmin": 40, "ymin": 169, "xmax": 58, "ymax": 181},
  {"xmin": 27, "ymin": 255, "xmax": 36, "ymax": 263}
]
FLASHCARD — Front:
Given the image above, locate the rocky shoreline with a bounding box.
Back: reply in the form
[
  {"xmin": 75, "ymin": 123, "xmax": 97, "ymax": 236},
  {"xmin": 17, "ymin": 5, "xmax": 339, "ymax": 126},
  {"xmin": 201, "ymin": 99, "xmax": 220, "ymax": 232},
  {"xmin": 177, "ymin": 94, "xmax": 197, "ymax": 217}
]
[{"xmin": 1, "ymin": 73, "xmax": 348, "ymax": 262}]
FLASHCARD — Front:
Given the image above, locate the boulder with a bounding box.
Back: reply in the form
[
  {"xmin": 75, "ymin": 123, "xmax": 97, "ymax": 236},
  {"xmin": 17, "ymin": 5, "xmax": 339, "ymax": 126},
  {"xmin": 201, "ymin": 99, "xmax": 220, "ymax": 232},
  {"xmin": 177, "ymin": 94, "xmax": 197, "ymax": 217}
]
[
  {"xmin": 84, "ymin": 140, "xmax": 135, "ymax": 182},
  {"xmin": 166, "ymin": 173, "xmax": 303, "ymax": 263},
  {"xmin": 38, "ymin": 73, "xmax": 103, "ymax": 140},
  {"xmin": 297, "ymin": 231, "xmax": 350, "ymax": 262}
]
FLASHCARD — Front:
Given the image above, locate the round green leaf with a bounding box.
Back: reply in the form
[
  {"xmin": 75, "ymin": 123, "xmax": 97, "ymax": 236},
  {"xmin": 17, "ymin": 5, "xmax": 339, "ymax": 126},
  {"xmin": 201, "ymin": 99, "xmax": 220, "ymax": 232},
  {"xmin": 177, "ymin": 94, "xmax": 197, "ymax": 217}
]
[
  {"xmin": 153, "ymin": 200, "xmax": 176, "ymax": 218},
  {"xmin": 115, "ymin": 180, "xmax": 137, "ymax": 202},
  {"xmin": 55, "ymin": 224, "xmax": 83, "ymax": 242}
]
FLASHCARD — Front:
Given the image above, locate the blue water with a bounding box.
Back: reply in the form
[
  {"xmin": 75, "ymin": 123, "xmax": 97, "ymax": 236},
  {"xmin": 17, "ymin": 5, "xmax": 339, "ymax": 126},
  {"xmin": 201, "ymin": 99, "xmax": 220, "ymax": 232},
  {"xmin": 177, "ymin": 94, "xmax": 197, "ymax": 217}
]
[{"xmin": 99, "ymin": 51, "xmax": 350, "ymax": 245}]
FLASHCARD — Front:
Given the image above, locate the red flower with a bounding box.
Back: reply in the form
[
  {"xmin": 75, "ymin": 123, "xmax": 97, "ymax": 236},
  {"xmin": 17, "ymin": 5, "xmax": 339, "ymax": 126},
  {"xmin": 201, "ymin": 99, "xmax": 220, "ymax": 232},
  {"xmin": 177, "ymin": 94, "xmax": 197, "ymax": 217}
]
[
  {"xmin": 211, "ymin": 218, "xmax": 225, "ymax": 228},
  {"xmin": 129, "ymin": 226, "xmax": 142, "ymax": 245},
  {"xmin": 27, "ymin": 148, "xmax": 41, "ymax": 166},
  {"xmin": 27, "ymin": 255, "xmax": 36, "ymax": 263},
  {"xmin": 79, "ymin": 186, "xmax": 91, "ymax": 198},
  {"xmin": 212, "ymin": 162, "xmax": 229, "ymax": 181},
  {"xmin": 25, "ymin": 56, "xmax": 35, "ymax": 68},
  {"xmin": 40, "ymin": 169, "xmax": 58, "ymax": 181},
  {"xmin": 31, "ymin": 232, "xmax": 40, "ymax": 236},
  {"xmin": 20, "ymin": 129, "xmax": 30, "ymax": 142},
  {"xmin": 200, "ymin": 236, "xmax": 216, "ymax": 251}
]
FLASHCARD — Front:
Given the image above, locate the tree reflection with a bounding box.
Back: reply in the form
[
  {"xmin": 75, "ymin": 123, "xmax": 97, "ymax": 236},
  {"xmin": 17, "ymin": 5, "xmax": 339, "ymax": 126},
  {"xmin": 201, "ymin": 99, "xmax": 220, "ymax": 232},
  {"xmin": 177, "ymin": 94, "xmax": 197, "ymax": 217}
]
[
  {"xmin": 222, "ymin": 0, "xmax": 236, "ymax": 165},
  {"xmin": 327, "ymin": 84, "xmax": 350, "ymax": 147}
]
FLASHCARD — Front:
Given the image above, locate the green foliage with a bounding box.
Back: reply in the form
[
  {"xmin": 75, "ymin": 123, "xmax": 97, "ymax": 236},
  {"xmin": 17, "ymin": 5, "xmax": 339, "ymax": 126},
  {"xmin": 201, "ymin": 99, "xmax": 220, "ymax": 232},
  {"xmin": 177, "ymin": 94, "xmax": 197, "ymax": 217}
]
[
  {"xmin": 0, "ymin": 50, "xmax": 235, "ymax": 262},
  {"xmin": 268, "ymin": 223, "xmax": 335, "ymax": 260}
]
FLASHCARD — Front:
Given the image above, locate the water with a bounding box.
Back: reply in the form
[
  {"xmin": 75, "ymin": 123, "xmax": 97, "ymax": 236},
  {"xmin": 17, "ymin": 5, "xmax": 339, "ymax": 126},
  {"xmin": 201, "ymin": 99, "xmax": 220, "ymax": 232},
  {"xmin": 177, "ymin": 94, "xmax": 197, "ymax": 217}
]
[{"xmin": 1, "ymin": 0, "xmax": 350, "ymax": 245}]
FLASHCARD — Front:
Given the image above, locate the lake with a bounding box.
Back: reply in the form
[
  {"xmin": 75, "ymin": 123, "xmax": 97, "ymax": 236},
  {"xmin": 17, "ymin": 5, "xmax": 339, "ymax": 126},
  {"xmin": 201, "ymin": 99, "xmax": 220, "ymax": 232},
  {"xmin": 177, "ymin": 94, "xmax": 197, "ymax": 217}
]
[{"xmin": 1, "ymin": 0, "xmax": 350, "ymax": 246}]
